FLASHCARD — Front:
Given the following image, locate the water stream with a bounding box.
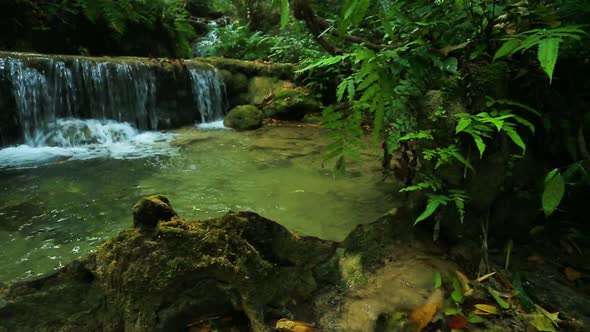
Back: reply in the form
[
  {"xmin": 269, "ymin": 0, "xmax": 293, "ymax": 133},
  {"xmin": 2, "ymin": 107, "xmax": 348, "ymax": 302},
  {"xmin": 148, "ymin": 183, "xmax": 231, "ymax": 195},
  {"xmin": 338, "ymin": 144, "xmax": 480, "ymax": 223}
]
[{"xmin": 0, "ymin": 125, "xmax": 397, "ymax": 283}]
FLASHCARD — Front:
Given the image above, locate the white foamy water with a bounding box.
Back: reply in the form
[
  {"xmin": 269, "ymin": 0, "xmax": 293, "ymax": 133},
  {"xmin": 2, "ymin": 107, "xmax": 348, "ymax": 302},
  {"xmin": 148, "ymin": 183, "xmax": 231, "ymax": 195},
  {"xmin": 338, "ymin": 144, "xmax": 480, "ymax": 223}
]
[
  {"xmin": 196, "ymin": 120, "xmax": 228, "ymax": 130},
  {"xmin": 0, "ymin": 118, "xmax": 177, "ymax": 169}
]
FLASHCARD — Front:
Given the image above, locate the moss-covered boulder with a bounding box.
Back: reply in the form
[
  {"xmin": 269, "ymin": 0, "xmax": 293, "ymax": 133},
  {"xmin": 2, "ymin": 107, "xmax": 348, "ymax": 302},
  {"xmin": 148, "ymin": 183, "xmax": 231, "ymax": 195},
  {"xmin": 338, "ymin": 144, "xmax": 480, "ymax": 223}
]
[
  {"xmin": 263, "ymin": 88, "xmax": 322, "ymax": 121},
  {"xmin": 224, "ymin": 105, "xmax": 264, "ymax": 131},
  {"xmin": 0, "ymin": 197, "xmax": 337, "ymax": 332}
]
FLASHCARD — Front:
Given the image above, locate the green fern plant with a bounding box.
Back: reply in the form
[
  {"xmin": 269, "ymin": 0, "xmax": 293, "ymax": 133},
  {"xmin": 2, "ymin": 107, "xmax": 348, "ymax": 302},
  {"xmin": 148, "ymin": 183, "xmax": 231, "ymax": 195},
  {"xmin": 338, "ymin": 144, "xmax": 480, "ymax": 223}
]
[
  {"xmin": 493, "ymin": 26, "xmax": 587, "ymax": 82},
  {"xmin": 455, "ymin": 98, "xmax": 539, "ymax": 157},
  {"xmin": 401, "ymin": 176, "xmax": 469, "ymax": 225}
]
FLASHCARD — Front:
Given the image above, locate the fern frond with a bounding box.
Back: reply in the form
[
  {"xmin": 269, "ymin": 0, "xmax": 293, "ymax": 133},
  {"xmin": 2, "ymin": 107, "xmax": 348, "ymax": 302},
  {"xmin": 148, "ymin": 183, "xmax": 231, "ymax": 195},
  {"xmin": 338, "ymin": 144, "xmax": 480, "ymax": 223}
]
[{"xmin": 538, "ymin": 38, "xmax": 561, "ymax": 83}]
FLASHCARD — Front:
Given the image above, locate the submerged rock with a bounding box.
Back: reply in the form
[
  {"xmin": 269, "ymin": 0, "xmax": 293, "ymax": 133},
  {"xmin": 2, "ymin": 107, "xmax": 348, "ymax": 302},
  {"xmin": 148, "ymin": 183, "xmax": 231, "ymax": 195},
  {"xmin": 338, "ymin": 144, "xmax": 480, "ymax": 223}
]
[{"xmin": 224, "ymin": 105, "xmax": 264, "ymax": 131}]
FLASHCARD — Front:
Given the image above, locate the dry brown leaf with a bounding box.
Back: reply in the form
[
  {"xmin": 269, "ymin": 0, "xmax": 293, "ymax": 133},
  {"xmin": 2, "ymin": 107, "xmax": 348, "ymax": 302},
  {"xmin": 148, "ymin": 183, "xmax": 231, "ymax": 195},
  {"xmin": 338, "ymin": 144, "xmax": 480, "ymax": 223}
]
[
  {"xmin": 409, "ymin": 289, "xmax": 443, "ymax": 332},
  {"xmin": 476, "ymin": 272, "xmax": 496, "ymax": 283},
  {"xmin": 456, "ymin": 270, "xmax": 472, "ymax": 293}
]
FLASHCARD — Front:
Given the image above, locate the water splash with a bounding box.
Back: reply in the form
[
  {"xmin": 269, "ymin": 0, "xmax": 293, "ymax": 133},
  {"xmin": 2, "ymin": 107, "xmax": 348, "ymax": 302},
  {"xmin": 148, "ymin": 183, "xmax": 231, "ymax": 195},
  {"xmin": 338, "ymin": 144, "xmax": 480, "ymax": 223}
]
[{"xmin": 0, "ymin": 118, "xmax": 176, "ymax": 169}]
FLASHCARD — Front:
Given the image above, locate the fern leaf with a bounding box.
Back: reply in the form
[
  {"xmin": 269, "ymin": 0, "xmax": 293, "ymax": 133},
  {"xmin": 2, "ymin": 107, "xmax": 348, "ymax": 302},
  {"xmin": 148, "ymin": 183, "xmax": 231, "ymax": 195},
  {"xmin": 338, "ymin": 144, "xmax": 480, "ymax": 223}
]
[
  {"xmin": 538, "ymin": 38, "xmax": 561, "ymax": 83},
  {"xmin": 280, "ymin": 0, "xmax": 290, "ymax": 28},
  {"xmin": 494, "ymin": 38, "xmax": 520, "ymax": 61},
  {"xmin": 415, "ymin": 196, "xmax": 448, "ymax": 225}
]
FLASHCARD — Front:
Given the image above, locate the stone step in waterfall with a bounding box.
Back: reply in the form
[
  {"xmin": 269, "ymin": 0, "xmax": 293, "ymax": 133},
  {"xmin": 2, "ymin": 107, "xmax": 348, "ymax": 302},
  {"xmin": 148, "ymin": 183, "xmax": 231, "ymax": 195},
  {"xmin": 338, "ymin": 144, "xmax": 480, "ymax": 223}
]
[{"xmin": 0, "ymin": 52, "xmax": 227, "ymax": 146}]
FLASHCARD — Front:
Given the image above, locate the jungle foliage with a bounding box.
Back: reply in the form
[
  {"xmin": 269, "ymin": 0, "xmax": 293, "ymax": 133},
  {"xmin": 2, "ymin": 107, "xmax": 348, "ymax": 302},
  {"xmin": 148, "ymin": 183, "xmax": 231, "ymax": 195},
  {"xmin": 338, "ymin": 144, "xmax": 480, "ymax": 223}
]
[
  {"xmin": 4, "ymin": 0, "xmax": 201, "ymax": 57},
  {"xmin": 275, "ymin": 0, "xmax": 590, "ymax": 228}
]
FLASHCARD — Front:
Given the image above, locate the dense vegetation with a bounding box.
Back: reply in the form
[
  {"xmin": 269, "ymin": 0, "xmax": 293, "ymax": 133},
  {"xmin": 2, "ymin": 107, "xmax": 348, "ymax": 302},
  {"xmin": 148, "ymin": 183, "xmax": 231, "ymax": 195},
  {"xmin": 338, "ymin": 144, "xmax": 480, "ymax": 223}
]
[{"xmin": 198, "ymin": 0, "xmax": 590, "ymax": 242}]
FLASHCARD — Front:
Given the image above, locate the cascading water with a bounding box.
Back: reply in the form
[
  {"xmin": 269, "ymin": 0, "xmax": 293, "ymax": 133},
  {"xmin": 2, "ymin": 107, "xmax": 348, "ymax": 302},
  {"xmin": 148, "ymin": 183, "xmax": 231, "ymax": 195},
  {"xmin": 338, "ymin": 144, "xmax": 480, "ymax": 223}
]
[
  {"xmin": 1, "ymin": 56, "xmax": 159, "ymax": 144},
  {"xmin": 188, "ymin": 65, "xmax": 227, "ymax": 125},
  {"xmin": 0, "ymin": 119, "xmax": 176, "ymax": 169},
  {"xmin": 0, "ymin": 52, "xmax": 228, "ymax": 167}
]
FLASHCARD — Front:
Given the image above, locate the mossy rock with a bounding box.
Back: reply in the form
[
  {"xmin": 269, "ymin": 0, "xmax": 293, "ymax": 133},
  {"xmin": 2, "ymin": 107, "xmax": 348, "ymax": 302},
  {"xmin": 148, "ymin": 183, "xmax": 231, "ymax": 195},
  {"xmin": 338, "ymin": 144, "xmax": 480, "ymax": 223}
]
[
  {"xmin": 194, "ymin": 57, "xmax": 295, "ymax": 80},
  {"xmin": 247, "ymin": 76, "xmax": 285, "ymax": 105},
  {"xmin": 302, "ymin": 113, "xmax": 323, "ymax": 124},
  {"xmin": 132, "ymin": 195, "xmax": 178, "ymax": 230},
  {"xmin": 0, "ymin": 196, "xmax": 337, "ymax": 332},
  {"xmin": 223, "ymin": 105, "xmax": 264, "ymax": 131},
  {"xmin": 263, "ymin": 88, "xmax": 322, "ymax": 121}
]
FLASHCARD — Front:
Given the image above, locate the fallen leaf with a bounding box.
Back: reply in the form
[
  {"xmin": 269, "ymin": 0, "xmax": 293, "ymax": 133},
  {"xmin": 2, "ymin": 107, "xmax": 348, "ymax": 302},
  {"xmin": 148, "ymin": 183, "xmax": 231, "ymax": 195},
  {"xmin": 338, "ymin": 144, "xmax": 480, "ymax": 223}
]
[
  {"xmin": 451, "ymin": 278, "xmax": 464, "ymax": 304},
  {"xmin": 434, "ymin": 271, "xmax": 442, "ymax": 288},
  {"xmin": 476, "ymin": 272, "xmax": 496, "ymax": 283},
  {"xmin": 455, "ymin": 271, "xmax": 471, "ymax": 292},
  {"xmin": 474, "ymin": 304, "xmax": 499, "ymax": 315},
  {"xmin": 276, "ymin": 319, "xmax": 320, "ymax": 332},
  {"xmin": 486, "ymin": 287, "xmax": 511, "ymax": 309},
  {"xmin": 564, "ymin": 267, "xmax": 582, "ymax": 281},
  {"xmin": 535, "ymin": 305, "xmax": 561, "ymax": 326},
  {"xmin": 528, "ymin": 313, "xmax": 557, "ymax": 332},
  {"xmin": 447, "ymin": 314, "xmax": 468, "ymax": 329},
  {"xmin": 467, "ymin": 312, "xmax": 486, "ymax": 324},
  {"xmin": 409, "ymin": 289, "xmax": 443, "ymax": 332}
]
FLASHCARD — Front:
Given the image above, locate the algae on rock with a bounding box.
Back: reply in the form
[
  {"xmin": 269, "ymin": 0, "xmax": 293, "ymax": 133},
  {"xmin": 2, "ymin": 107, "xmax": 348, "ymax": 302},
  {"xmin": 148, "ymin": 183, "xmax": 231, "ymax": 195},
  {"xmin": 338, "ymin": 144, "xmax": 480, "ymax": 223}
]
[
  {"xmin": 263, "ymin": 88, "xmax": 322, "ymax": 121},
  {"xmin": 224, "ymin": 105, "xmax": 264, "ymax": 131}
]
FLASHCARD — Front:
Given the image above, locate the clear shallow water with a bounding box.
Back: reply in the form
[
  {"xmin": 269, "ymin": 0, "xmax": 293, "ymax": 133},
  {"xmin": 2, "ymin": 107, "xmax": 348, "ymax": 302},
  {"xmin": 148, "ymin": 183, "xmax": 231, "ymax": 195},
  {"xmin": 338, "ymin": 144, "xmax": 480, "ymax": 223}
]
[{"xmin": 0, "ymin": 125, "xmax": 398, "ymax": 283}]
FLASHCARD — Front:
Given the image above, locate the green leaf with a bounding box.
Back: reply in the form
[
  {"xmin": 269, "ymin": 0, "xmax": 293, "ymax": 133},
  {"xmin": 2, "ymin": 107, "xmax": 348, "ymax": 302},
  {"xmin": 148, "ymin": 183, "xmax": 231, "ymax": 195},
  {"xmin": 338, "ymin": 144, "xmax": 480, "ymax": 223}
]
[
  {"xmin": 512, "ymin": 273, "xmax": 535, "ymax": 313},
  {"xmin": 280, "ymin": 0, "xmax": 290, "ymax": 28},
  {"xmin": 467, "ymin": 312, "xmax": 486, "ymax": 324},
  {"xmin": 542, "ymin": 169, "xmax": 565, "ymax": 217},
  {"xmin": 471, "ymin": 133, "xmax": 486, "ymax": 158},
  {"xmin": 529, "ymin": 314, "xmax": 557, "ymax": 332},
  {"xmin": 494, "ymin": 38, "xmax": 521, "ymax": 61},
  {"xmin": 434, "ymin": 272, "xmax": 442, "ymax": 288},
  {"xmin": 487, "ymin": 287, "xmax": 511, "ymax": 309},
  {"xmin": 538, "ymin": 38, "xmax": 561, "ymax": 83},
  {"xmin": 456, "ymin": 117, "xmax": 472, "ymax": 133},
  {"xmin": 504, "ymin": 127, "xmax": 527, "ymax": 154},
  {"xmin": 449, "ymin": 151, "xmax": 474, "ymax": 172},
  {"xmin": 415, "ymin": 196, "xmax": 447, "ymax": 224},
  {"xmin": 452, "ymin": 278, "xmax": 464, "ymax": 304}
]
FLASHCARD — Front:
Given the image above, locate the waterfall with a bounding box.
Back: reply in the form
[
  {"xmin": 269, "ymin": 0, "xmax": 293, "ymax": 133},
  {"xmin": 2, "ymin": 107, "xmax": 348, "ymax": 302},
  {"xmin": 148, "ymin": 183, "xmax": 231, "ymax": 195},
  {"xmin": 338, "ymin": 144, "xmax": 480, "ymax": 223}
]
[
  {"xmin": 0, "ymin": 52, "xmax": 228, "ymax": 147},
  {"xmin": 188, "ymin": 66, "xmax": 227, "ymax": 123}
]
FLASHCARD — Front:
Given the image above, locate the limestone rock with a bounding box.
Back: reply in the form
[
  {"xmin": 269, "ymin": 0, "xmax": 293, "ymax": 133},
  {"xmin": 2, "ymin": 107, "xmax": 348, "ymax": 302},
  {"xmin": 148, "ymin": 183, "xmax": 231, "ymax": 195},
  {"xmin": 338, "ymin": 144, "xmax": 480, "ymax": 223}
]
[
  {"xmin": 224, "ymin": 105, "xmax": 264, "ymax": 131},
  {"xmin": 263, "ymin": 88, "xmax": 321, "ymax": 121}
]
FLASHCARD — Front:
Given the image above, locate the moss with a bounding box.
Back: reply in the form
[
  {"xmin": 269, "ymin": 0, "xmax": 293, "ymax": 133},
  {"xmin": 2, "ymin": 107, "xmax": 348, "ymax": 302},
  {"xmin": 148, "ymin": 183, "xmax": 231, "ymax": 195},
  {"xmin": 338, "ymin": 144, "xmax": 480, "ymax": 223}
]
[
  {"xmin": 263, "ymin": 88, "xmax": 322, "ymax": 121},
  {"xmin": 248, "ymin": 76, "xmax": 280, "ymax": 104},
  {"xmin": 224, "ymin": 105, "xmax": 264, "ymax": 131},
  {"xmin": 194, "ymin": 57, "xmax": 295, "ymax": 80},
  {"xmin": 337, "ymin": 250, "xmax": 367, "ymax": 288}
]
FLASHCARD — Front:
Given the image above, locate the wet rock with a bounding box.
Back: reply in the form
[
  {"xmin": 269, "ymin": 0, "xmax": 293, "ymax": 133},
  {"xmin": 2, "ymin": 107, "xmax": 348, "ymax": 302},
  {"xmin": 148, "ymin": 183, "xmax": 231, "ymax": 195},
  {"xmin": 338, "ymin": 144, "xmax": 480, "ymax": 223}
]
[
  {"xmin": 224, "ymin": 105, "xmax": 264, "ymax": 131},
  {"xmin": 132, "ymin": 195, "xmax": 178, "ymax": 230},
  {"xmin": 263, "ymin": 88, "xmax": 322, "ymax": 121},
  {"xmin": 0, "ymin": 198, "xmax": 337, "ymax": 332}
]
